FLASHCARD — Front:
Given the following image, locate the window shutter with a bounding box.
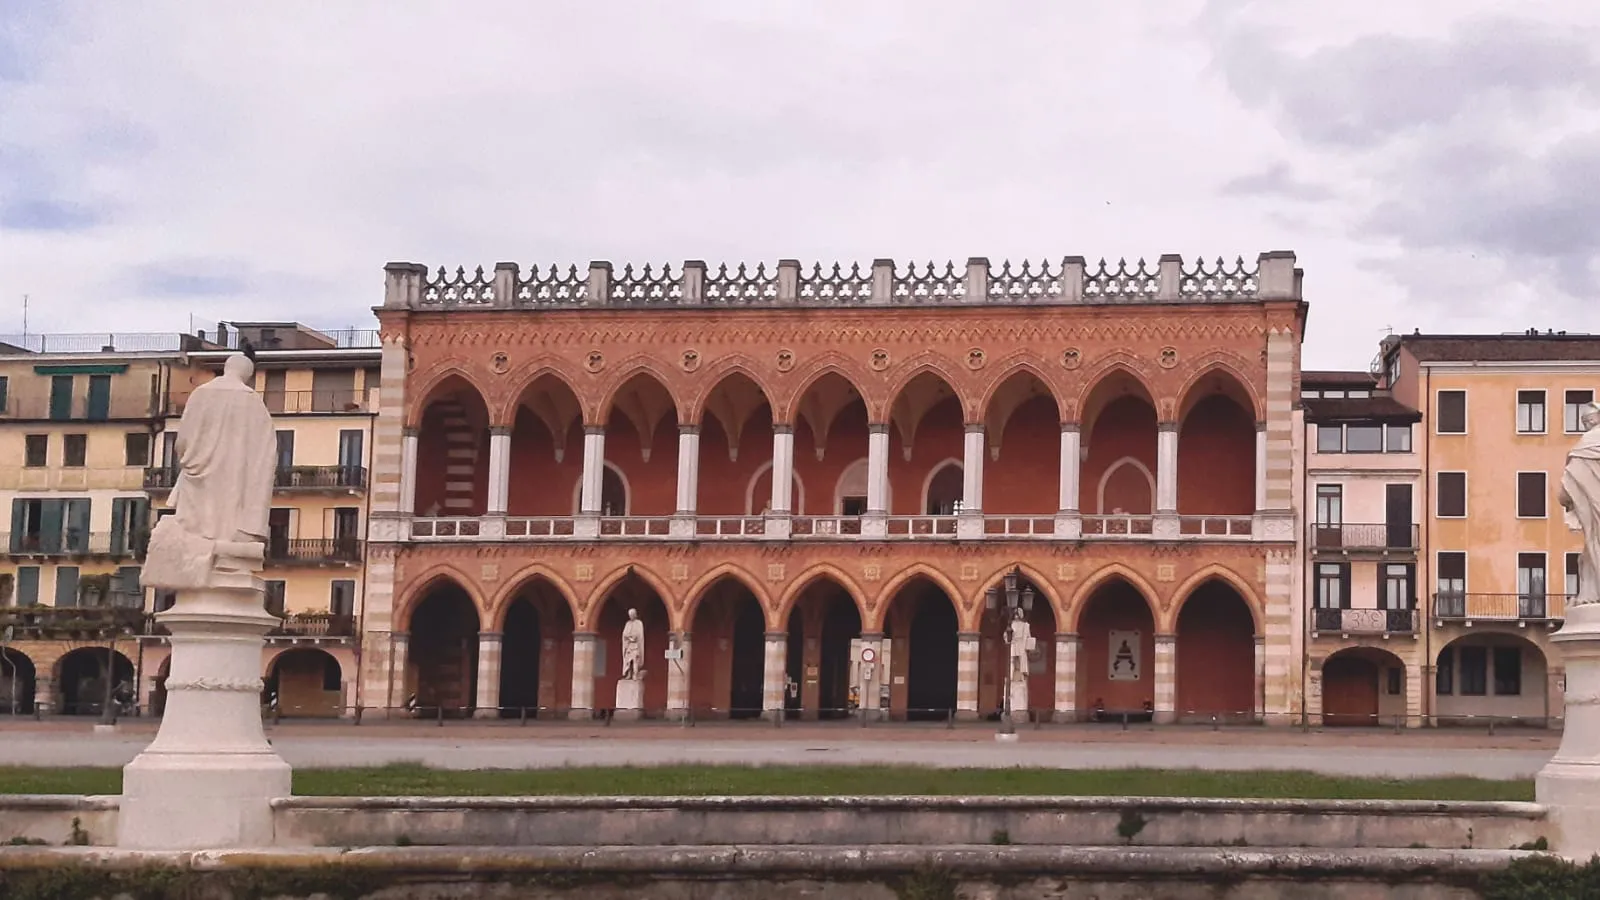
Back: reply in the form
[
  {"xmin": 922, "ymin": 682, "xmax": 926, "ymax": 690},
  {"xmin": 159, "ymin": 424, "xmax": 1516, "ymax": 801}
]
[
  {"xmin": 54, "ymin": 566, "xmax": 80, "ymax": 608},
  {"xmin": 38, "ymin": 501, "xmax": 64, "ymax": 554},
  {"xmin": 110, "ymin": 498, "xmax": 128, "ymax": 555},
  {"xmin": 1339, "ymin": 565, "xmax": 1351, "ymax": 610},
  {"xmin": 8, "ymin": 500, "xmax": 25, "ymax": 554},
  {"xmin": 65, "ymin": 499, "xmax": 91, "ymax": 553}
]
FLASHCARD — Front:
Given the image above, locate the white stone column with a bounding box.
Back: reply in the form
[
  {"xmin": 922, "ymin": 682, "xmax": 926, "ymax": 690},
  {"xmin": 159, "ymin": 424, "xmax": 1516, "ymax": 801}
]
[
  {"xmin": 763, "ymin": 631, "xmax": 788, "ymax": 719},
  {"xmin": 766, "ymin": 425, "xmax": 795, "ymax": 539},
  {"xmin": 1254, "ymin": 635, "xmax": 1267, "ymax": 723},
  {"xmin": 473, "ymin": 632, "xmax": 502, "ymax": 718},
  {"xmin": 579, "ymin": 427, "xmax": 606, "ymax": 514},
  {"xmin": 400, "ymin": 429, "xmax": 420, "ymax": 515},
  {"xmin": 1056, "ymin": 425, "xmax": 1082, "ymax": 538},
  {"xmin": 1154, "ymin": 634, "xmax": 1177, "ymax": 724},
  {"xmin": 864, "ymin": 423, "xmax": 890, "ymax": 538},
  {"xmin": 666, "ymin": 632, "xmax": 691, "ymax": 720},
  {"xmin": 569, "ymin": 632, "xmax": 597, "ymax": 719},
  {"xmin": 1253, "ymin": 423, "xmax": 1268, "ymax": 513},
  {"xmin": 119, "ymin": 586, "xmax": 291, "ymax": 849},
  {"xmin": 958, "ymin": 425, "xmax": 984, "ymax": 539},
  {"xmin": 956, "ymin": 632, "xmax": 980, "ymax": 719},
  {"xmin": 387, "ymin": 632, "xmax": 410, "ymax": 715},
  {"xmin": 672, "ymin": 426, "xmax": 700, "ymax": 539},
  {"xmin": 486, "ymin": 428, "xmax": 511, "ymax": 516},
  {"xmin": 1054, "ymin": 634, "xmax": 1079, "ymax": 721},
  {"xmin": 675, "ymin": 426, "xmax": 700, "ymax": 514},
  {"xmin": 858, "ymin": 632, "xmax": 885, "ymax": 720},
  {"xmin": 1156, "ymin": 423, "xmax": 1179, "ymax": 513},
  {"xmin": 768, "ymin": 422, "xmax": 793, "ymax": 509}
]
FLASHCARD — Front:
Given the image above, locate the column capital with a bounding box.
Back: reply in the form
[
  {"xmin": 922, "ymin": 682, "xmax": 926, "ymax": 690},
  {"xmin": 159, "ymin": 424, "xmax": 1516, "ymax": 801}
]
[
  {"xmin": 489, "ymin": 426, "xmax": 512, "ymax": 437},
  {"xmin": 1256, "ymin": 420, "xmax": 1268, "ymax": 433},
  {"xmin": 584, "ymin": 425, "xmax": 605, "ymax": 436},
  {"xmin": 1154, "ymin": 633, "xmax": 1178, "ymax": 645},
  {"xmin": 964, "ymin": 423, "xmax": 985, "ymax": 435},
  {"xmin": 391, "ymin": 632, "xmax": 410, "ymax": 645},
  {"xmin": 1054, "ymin": 632, "xmax": 1080, "ymax": 645},
  {"xmin": 678, "ymin": 423, "xmax": 700, "ymax": 436},
  {"xmin": 1059, "ymin": 422, "xmax": 1080, "ymax": 434},
  {"xmin": 402, "ymin": 426, "xmax": 420, "ymax": 438},
  {"xmin": 957, "ymin": 631, "xmax": 982, "ymax": 641},
  {"xmin": 763, "ymin": 631, "xmax": 789, "ymax": 641},
  {"xmin": 478, "ymin": 631, "xmax": 504, "ymax": 642},
  {"xmin": 772, "ymin": 424, "xmax": 794, "ymax": 436},
  {"xmin": 858, "ymin": 631, "xmax": 884, "ymax": 641},
  {"xmin": 868, "ymin": 423, "xmax": 890, "ymax": 435},
  {"xmin": 572, "ymin": 631, "xmax": 600, "ymax": 642},
  {"xmin": 1158, "ymin": 421, "xmax": 1179, "ymax": 434}
]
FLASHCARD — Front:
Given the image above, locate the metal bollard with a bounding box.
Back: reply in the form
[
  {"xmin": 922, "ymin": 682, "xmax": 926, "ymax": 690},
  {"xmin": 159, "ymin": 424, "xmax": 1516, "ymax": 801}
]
[
  {"xmin": 1212, "ymin": 714, "xmax": 1220, "ymax": 732},
  {"xmin": 520, "ymin": 706, "xmax": 528, "ymax": 726},
  {"xmin": 947, "ymin": 709, "xmax": 955, "ymax": 730},
  {"xmin": 436, "ymin": 704, "xmax": 445, "ymax": 727},
  {"xmin": 1121, "ymin": 712, "xmax": 1129, "ymax": 732}
]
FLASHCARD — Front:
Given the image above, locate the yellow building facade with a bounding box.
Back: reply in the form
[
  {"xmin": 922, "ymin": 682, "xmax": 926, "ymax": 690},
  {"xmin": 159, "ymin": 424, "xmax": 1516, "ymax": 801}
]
[
  {"xmin": 143, "ymin": 324, "xmax": 378, "ymax": 718},
  {"xmin": 0, "ymin": 334, "xmax": 208, "ymax": 715},
  {"xmin": 1383, "ymin": 332, "xmax": 1600, "ymax": 726}
]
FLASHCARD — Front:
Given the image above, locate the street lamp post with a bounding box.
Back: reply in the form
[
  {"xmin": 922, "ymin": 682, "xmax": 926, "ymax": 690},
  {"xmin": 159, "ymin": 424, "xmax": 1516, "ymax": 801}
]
[{"xmin": 986, "ymin": 567, "xmax": 1035, "ymax": 737}]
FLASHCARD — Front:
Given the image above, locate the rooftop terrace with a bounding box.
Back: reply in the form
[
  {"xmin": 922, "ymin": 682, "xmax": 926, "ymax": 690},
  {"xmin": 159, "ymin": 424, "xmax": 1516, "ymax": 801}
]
[{"xmin": 385, "ymin": 251, "xmax": 1301, "ymax": 311}]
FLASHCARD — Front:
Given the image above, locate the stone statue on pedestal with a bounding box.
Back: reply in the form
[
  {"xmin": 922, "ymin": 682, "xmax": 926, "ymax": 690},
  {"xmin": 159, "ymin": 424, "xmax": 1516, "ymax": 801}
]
[
  {"xmin": 143, "ymin": 354, "xmax": 277, "ymax": 593},
  {"xmin": 1561, "ymin": 402, "xmax": 1600, "ymax": 608},
  {"xmin": 119, "ymin": 353, "xmax": 290, "ymax": 850},
  {"xmin": 620, "ymin": 608, "xmax": 645, "ymax": 681},
  {"xmin": 1004, "ymin": 608, "xmax": 1033, "ymax": 681}
]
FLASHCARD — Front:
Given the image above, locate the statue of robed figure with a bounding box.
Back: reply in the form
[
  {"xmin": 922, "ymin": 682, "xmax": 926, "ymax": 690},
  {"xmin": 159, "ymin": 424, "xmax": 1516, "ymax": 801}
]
[
  {"xmin": 1561, "ymin": 401, "xmax": 1600, "ymax": 608},
  {"xmin": 142, "ymin": 354, "xmax": 278, "ymax": 592}
]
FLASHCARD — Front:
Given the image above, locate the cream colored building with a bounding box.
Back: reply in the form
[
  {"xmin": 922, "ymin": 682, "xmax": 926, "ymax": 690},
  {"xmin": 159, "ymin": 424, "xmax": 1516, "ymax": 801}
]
[
  {"xmin": 144, "ymin": 323, "xmax": 379, "ymax": 718},
  {"xmin": 1297, "ymin": 370, "xmax": 1424, "ymax": 727},
  {"xmin": 0, "ymin": 332, "xmax": 209, "ymax": 715},
  {"xmin": 1382, "ymin": 331, "xmax": 1600, "ymax": 726}
]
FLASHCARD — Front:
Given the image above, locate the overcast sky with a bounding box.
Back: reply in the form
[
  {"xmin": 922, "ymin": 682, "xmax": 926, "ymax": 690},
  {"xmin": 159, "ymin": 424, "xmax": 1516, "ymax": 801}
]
[{"xmin": 1, "ymin": 1, "xmax": 1597, "ymax": 368}]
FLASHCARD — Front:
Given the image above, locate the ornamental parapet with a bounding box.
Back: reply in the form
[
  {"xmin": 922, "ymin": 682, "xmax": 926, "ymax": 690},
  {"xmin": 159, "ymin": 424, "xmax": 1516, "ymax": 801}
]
[{"xmin": 384, "ymin": 252, "xmax": 1301, "ymax": 311}]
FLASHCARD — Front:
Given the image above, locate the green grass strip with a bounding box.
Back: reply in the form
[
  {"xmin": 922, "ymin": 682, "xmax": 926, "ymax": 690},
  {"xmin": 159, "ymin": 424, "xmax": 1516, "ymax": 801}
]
[{"xmin": 0, "ymin": 764, "xmax": 1533, "ymax": 802}]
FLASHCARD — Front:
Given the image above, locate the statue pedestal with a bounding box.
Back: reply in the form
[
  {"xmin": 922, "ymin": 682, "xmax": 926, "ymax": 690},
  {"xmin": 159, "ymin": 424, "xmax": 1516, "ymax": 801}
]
[
  {"xmin": 118, "ymin": 586, "xmax": 290, "ymax": 849},
  {"xmin": 1008, "ymin": 681, "xmax": 1031, "ymax": 725},
  {"xmin": 614, "ymin": 679, "xmax": 643, "ymax": 721},
  {"xmin": 1537, "ymin": 603, "xmax": 1600, "ymax": 857}
]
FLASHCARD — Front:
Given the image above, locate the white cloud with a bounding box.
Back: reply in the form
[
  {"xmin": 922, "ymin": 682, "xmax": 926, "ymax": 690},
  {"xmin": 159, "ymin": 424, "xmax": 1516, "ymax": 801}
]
[{"xmin": 1, "ymin": 1, "xmax": 1597, "ymax": 367}]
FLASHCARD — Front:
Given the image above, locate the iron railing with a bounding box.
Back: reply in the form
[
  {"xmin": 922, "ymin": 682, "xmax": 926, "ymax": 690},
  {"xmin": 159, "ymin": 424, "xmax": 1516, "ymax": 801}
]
[
  {"xmin": 1432, "ymin": 592, "xmax": 1569, "ymax": 620},
  {"xmin": 270, "ymin": 612, "xmax": 356, "ymax": 637},
  {"xmin": 275, "ymin": 465, "xmax": 368, "ymax": 491},
  {"xmin": 4, "ymin": 532, "xmax": 147, "ymax": 558},
  {"xmin": 266, "ymin": 539, "xmax": 363, "ymax": 565},
  {"xmin": 1312, "ymin": 607, "xmax": 1417, "ymax": 634},
  {"xmin": 1309, "ymin": 523, "xmax": 1419, "ymax": 552}
]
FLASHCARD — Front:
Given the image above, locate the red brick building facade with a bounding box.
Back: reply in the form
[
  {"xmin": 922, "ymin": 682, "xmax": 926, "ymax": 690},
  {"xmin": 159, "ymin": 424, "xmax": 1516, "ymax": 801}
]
[{"xmin": 360, "ymin": 253, "xmax": 1305, "ymax": 722}]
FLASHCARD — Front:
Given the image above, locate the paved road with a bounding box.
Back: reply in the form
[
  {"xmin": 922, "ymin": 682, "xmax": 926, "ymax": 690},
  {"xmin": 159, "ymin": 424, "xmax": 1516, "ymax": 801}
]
[{"xmin": 0, "ymin": 727, "xmax": 1554, "ymax": 780}]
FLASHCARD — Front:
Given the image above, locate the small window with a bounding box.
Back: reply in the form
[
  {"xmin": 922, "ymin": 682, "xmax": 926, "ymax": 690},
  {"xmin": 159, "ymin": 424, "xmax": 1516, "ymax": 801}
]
[
  {"xmin": 23, "ymin": 434, "xmax": 48, "ymax": 467},
  {"xmin": 1571, "ymin": 552, "xmax": 1584, "ymax": 598},
  {"xmin": 1300, "ymin": 389, "xmax": 1320, "ymax": 400},
  {"xmin": 1347, "ymin": 390, "xmax": 1371, "ymax": 399},
  {"xmin": 1382, "ymin": 564, "xmax": 1413, "ymax": 610},
  {"xmin": 63, "ymin": 434, "xmax": 87, "ymax": 468},
  {"xmin": 1315, "ymin": 563, "xmax": 1348, "ymax": 609},
  {"xmin": 1459, "ymin": 646, "xmax": 1488, "ymax": 696},
  {"xmin": 1567, "ymin": 390, "xmax": 1596, "ymax": 434},
  {"xmin": 1345, "ymin": 424, "xmax": 1383, "ymax": 453},
  {"xmin": 1386, "ymin": 668, "xmax": 1401, "ymax": 696},
  {"xmin": 1323, "ymin": 390, "xmax": 1346, "ymax": 399},
  {"xmin": 1316, "ymin": 425, "xmax": 1343, "ymax": 453},
  {"xmin": 0, "ymin": 375, "xmax": 8, "ymax": 412},
  {"xmin": 124, "ymin": 433, "xmax": 150, "ymax": 467},
  {"xmin": 1436, "ymin": 647, "xmax": 1455, "ymax": 696},
  {"xmin": 1385, "ymin": 424, "xmax": 1412, "ymax": 452},
  {"xmin": 330, "ymin": 580, "xmax": 356, "ymax": 618},
  {"xmin": 1516, "ymin": 390, "xmax": 1547, "ymax": 434},
  {"xmin": 1437, "ymin": 390, "xmax": 1467, "ymax": 434},
  {"xmin": 1436, "ymin": 472, "xmax": 1467, "ymax": 518},
  {"xmin": 1516, "ymin": 472, "xmax": 1547, "ymax": 519},
  {"xmin": 1493, "ymin": 647, "xmax": 1522, "ymax": 696},
  {"xmin": 321, "ymin": 656, "xmax": 341, "ymax": 692}
]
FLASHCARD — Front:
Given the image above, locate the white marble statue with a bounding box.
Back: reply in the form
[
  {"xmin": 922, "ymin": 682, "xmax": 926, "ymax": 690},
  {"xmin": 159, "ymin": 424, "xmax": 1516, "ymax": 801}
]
[
  {"xmin": 620, "ymin": 608, "xmax": 645, "ymax": 680},
  {"xmin": 1561, "ymin": 401, "xmax": 1600, "ymax": 607},
  {"xmin": 1004, "ymin": 608, "xmax": 1033, "ymax": 680},
  {"xmin": 142, "ymin": 354, "xmax": 277, "ymax": 591}
]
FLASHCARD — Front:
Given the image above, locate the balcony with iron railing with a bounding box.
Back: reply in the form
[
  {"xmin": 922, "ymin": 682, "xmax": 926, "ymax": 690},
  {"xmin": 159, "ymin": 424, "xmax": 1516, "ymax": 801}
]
[
  {"xmin": 1309, "ymin": 523, "xmax": 1419, "ymax": 555},
  {"xmin": 0, "ymin": 605, "xmax": 153, "ymax": 641},
  {"xmin": 269, "ymin": 612, "xmax": 356, "ymax": 639},
  {"xmin": 3, "ymin": 531, "xmax": 147, "ymax": 559},
  {"xmin": 1432, "ymin": 592, "xmax": 1569, "ymax": 623},
  {"xmin": 1311, "ymin": 607, "xmax": 1418, "ymax": 636},
  {"xmin": 265, "ymin": 539, "xmax": 363, "ymax": 566},
  {"xmin": 146, "ymin": 465, "xmax": 367, "ymax": 493},
  {"xmin": 0, "ymin": 392, "xmax": 164, "ymax": 422}
]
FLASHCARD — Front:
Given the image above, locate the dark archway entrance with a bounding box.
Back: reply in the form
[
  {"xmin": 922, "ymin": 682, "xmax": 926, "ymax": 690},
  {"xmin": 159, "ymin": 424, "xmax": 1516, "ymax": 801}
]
[
  {"xmin": 1076, "ymin": 578, "xmax": 1157, "ymax": 718},
  {"xmin": 785, "ymin": 579, "xmax": 863, "ymax": 720},
  {"xmin": 57, "ymin": 647, "xmax": 134, "ymax": 716},
  {"xmin": 689, "ymin": 577, "xmax": 766, "ymax": 719},
  {"xmin": 265, "ymin": 648, "xmax": 342, "ymax": 717},
  {"xmin": 408, "ymin": 581, "xmax": 480, "ymax": 717},
  {"xmin": 1175, "ymin": 581, "xmax": 1257, "ymax": 722},
  {"xmin": 884, "ymin": 578, "xmax": 959, "ymax": 721},
  {"xmin": 498, "ymin": 579, "xmax": 576, "ymax": 718},
  {"xmin": 0, "ymin": 649, "xmax": 36, "ymax": 715}
]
